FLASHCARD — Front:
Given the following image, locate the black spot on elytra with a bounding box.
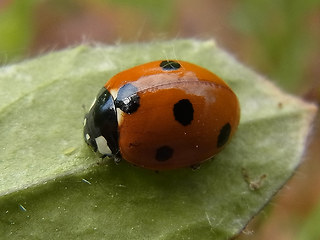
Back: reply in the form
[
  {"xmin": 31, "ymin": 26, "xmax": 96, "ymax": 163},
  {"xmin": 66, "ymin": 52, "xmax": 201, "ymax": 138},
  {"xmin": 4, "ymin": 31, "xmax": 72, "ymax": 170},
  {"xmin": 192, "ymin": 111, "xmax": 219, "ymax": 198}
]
[
  {"xmin": 160, "ymin": 60, "xmax": 181, "ymax": 70},
  {"xmin": 173, "ymin": 99, "xmax": 194, "ymax": 126},
  {"xmin": 217, "ymin": 123, "xmax": 231, "ymax": 148},
  {"xmin": 155, "ymin": 146, "xmax": 174, "ymax": 161},
  {"xmin": 115, "ymin": 83, "xmax": 140, "ymax": 114}
]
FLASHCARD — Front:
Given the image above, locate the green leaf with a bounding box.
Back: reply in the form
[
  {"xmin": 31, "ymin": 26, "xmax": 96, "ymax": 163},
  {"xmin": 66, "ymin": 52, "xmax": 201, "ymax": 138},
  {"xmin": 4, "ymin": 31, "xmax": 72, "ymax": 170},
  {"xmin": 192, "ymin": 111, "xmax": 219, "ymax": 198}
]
[{"xmin": 0, "ymin": 40, "xmax": 317, "ymax": 239}]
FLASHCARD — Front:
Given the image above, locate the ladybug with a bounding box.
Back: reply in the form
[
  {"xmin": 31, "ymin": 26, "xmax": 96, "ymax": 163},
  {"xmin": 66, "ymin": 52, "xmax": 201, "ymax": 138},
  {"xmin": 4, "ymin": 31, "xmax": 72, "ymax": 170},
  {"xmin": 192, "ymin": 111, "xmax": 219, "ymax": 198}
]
[{"xmin": 84, "ymin": 60, "xmax": 240, "ymax": 170}]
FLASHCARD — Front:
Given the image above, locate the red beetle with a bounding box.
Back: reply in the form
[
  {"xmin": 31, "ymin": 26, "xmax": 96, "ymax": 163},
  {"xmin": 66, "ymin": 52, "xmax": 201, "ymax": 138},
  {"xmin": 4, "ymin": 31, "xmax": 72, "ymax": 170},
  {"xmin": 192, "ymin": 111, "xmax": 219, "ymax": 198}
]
[{"xmin": 84, "ymin": 60, "xmax": 240, "ymax": 170}]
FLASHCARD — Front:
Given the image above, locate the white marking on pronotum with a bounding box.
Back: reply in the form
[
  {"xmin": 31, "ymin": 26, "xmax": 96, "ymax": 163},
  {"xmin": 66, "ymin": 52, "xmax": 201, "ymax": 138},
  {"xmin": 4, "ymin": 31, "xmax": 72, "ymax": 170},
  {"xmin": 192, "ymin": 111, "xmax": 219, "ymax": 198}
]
[
  {"xmin": 86, "ymin": 133, "xmax": 90, "ymax": 141},
  {"xmin": 83, "ymin": 117, "xmax": 87, "ymax": 126},
  {"xmin": 95, "ymin": 136, "xmax": 112, "ymax": 155},
  {"xmin": 109, "ymin": 88, "xmax": 123, "ymax": 125},
  {"xmin": 117, "ymin": 109, "xmax": 124, "ymax": 126},
  {"xmin": 89, "ymin": 97, "xmax": 97, "ymax": 111},
  {"xmin": 109, "ymin": 88, "xmax": 118, "ymax": 99}
]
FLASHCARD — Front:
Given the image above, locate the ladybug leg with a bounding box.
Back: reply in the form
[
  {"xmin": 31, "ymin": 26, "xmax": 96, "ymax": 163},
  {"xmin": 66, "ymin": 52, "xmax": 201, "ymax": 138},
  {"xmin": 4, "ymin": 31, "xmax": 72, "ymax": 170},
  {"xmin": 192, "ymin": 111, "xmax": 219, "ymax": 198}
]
[
  {"xmin": 190, "ymin": 164, "xmax": 201, "ymax": 171},
  {"xmin": 100, "ymin": 153, "xmax": 113, "ymax": 159},
  {"xmin": 114, "ymin": 156, "xmax": 122, "ymax": 164},
  {"xmin": 96, "ymin": 154, "xmax": 112, "ymax": 166}
]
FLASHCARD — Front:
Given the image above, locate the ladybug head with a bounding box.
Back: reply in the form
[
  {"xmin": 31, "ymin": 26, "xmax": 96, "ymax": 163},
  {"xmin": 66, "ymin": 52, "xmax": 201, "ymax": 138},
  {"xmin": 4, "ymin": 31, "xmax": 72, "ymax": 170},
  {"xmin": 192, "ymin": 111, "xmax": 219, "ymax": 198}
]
[{"xmin": 83, "ymin": 88, "xmax": 119, "ymax": 157}]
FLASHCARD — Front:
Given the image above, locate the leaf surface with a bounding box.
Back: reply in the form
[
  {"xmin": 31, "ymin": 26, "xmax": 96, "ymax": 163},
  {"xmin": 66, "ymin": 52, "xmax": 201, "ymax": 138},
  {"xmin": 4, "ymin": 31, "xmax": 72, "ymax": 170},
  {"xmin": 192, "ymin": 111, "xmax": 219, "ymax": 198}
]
[{"xmin": 0, "ymin": 40, "xmax": 317, "ymax": 239}]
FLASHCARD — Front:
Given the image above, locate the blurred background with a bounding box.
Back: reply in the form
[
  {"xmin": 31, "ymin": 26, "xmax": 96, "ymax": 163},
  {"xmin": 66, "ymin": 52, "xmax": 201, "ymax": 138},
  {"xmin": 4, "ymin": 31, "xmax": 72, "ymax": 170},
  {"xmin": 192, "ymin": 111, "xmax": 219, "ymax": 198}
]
[{"xmin": 0, "ymin": 0, "xmax": 319, "ymax": 239}]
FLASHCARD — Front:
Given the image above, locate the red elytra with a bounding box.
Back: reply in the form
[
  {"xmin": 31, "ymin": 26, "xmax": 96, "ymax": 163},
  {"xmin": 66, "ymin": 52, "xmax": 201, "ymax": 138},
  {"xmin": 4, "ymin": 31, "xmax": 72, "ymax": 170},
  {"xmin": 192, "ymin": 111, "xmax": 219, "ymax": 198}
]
[{"xmin": 84, "ymin": 60, "xmax": 240, "ymax": 170}]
